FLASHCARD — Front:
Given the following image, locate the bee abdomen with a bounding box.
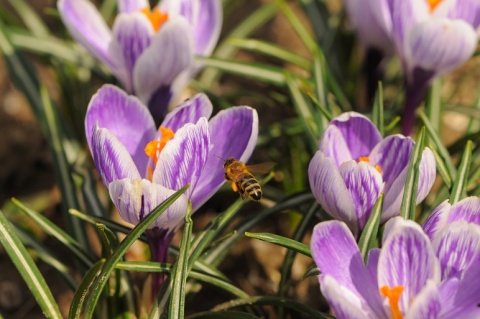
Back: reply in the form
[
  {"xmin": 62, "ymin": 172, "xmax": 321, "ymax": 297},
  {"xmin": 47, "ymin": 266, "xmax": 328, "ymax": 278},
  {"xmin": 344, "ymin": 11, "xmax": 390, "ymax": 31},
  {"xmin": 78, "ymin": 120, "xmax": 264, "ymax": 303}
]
[{"xmin": 240, "ymin": 175, "xmax": 262, "ymax": 201}]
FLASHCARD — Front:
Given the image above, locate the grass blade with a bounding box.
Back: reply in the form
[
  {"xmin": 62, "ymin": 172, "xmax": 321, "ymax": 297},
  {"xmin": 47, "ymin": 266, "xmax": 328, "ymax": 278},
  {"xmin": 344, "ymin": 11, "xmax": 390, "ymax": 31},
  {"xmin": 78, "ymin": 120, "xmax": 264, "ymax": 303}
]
[
  {"xmin": 400, "ymin": 127, "xmax": 426, "ymax": 220},
  {"xmin": 358, "ymin": 193, "xmax": 383, "ymax": 261},
  {"xmin": 372, "ymin": 82, "xmax": 384, "ymax": 137},
  {"xmin": 0, "ymin": 210, "xmax": 63, "ymax": 319},
  {"xmin": 244, "ymin": 232, "xmax": 311, "ymax": 257},
  {"xmin": 449, "ymin": 140, "xmax": 473, "ymax": 204}
]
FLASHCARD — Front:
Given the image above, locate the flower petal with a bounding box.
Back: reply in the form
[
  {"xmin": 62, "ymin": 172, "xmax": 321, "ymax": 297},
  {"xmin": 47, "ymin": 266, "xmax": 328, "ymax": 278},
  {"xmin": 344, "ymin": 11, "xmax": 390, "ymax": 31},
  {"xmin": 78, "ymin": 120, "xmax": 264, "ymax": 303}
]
[
  {"xmin": 434, "ymin": 0, "xmax": 480, "ymax": 31},
  {"xmin": 108, "ymin": 12, "xmax": 153, "ymax": 92},
  {"xmin": 408, "ymin": 18, "xmax": 477, "ymax": 77},
  {"xmin": 319, "ymin": 275, "xmax": 371, "ymax": 319},
  {"xmin": 433, "ymin": 221, "xmax": 480, "ymax": 279},
  {"xmin": 85, "ymin": 84, "xmax": 156, "ymax": 177},
  {"xmin": 58, "ymin": 0, "xmax": 114, "ymax": 68},
  {"xmin": 338, "ymin": 161, "xmax": 384, "ymax": 231},
  {"xmin": 109, "ymin": 178, "xmax": 188, "ymax": 231},
  {"xmin": 191, "ymin": 106, "xmax": 258, "ymax": 211},
  {"xmin": 153, "ymin": 118, "xmax": 210, "ymax": 201},
  {"xmin": 378, "ymin": 218, "xmax": 440, "ymax": 313},
  {"xmin": 422, "ymin": 200, "xmax": 452, "ymax": 240},
  {"xmin": 311, "ymin": 221, "xmax": 385, "ymax": 318},
  {"xmin": 91, "ymin": 124, "xmax": 141, "ymax": 186},
  {"xmin": 308, "ymin": 152, "xmax": 357, "ymax": 235},
  {"xmin": 133, "ymin": 18, "xmax": 194, "ymax": 109},
  {"xmin": 118, "ymin": 0, "xmax": 149, "ymax": 13},
  {"xmin": 320, "ymin": 112, "xmax": 381, "ymax": 165},
  {"xmin": 161, "ymin": 93, "xmax": 213, "ymax": 132},
  {"xmin": 406, "ymin": 280, "xmax": 440, "ymax": 319},
  {"xmin": 446, "ymin": 196, "xmax": 480, "ymax": 225},
  {"xmin": 159, "ymin": 0, "xmax": 222, "ymax": 56}
]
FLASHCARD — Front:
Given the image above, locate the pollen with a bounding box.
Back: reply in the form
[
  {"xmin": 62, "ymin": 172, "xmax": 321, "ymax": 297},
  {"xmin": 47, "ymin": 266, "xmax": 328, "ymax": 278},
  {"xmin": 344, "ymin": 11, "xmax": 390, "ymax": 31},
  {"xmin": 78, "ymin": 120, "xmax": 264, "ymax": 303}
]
[
  {"xmin": 145, "ymin": 127, "xmax": 175, "ymax": 180},
  {"xmin": 380, "ymin": 285, "xmax": 404, "ymax": 319},
  {"xmin": 428, "ymin": 0, "xmax": 442, "ymax": 11},
  {"xmin": 141, "ymin": 7, "xmax": 169, "ymax": 32},
  {"xmin": 358, "ymin": 156, "xmax": 382, "ymax": 174}
]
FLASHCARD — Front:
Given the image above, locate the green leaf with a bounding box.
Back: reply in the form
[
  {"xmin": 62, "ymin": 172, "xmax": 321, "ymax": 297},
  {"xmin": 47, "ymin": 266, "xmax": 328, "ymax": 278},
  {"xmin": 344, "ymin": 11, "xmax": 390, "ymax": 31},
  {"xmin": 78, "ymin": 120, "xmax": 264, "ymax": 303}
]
[
  {"xmin": 449, "ymin": 140, "xmax": 473, "ymax": 204},
  {"xmin": 400, "ymin": 127, "xmax": 426, "ymax": 220},
  {"xmin": 311, "ymin": 50, "xmax": 331, "ymax": 133},
  {"xmin": 12, "ymin": 198, "xmax": 93, "ymax": 268},
  {"xmin": 0, "ymin": 210, "xmax": 63, "ymax": 319},
  {"xmin": 169, "ymin": 203, "xmax": 193, "ymax": 319},
  {"xmin": 358, "ymin": 193, "xmax": 383, "ymax": 261},
  {"xmin": 6, "ymin": 0, "xmax": 49, "ymax": 37},
  {"xmin": 227, "ymin": 38, "xmax": 311, "ymax": 69},
  {"xmin": 188, "ymin": 311, "xmax": 261, "ymax": 319},
  {"xmin": 424, "ymin": 78, "xmax": 442, "ymax": 133},
  {"xmin": 84, "ymin": 185, "xmax": 189, "ymax": 318},
  {"xmin": 430, "ymin": 147, "xmax": 452, "ymax": 189},
  {"xmin": 96, "ymin": 223, "xmax": 120, "ymax": 258},
  {"xmin": 372, "ymin": 82, "xmax": 384, "ymax": 137},
  {"xmin": 301, "ymin": 263, "xmax": 320, "ymax": 280},
  {"xmin": 244, "ymin": 232, "xmax": 311, "ymax": 257}
]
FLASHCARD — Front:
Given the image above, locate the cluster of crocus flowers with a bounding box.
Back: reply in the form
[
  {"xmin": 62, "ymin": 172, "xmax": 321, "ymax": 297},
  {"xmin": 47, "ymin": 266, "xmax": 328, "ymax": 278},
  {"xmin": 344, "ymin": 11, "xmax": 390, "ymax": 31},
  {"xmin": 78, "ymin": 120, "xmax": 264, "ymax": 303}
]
[
  {"xmin": 308, "ymin": 112, "xmax": 436, "ymax": 237},
  {"xmin": 58, "ymin": 0, "xmax": 222, "ymax": 122},
  {"xmin": 85, "ymin": 84, "xmax": 258, "ymax": 266},
  {"xmin": 310, "ymin": 215, "xmax": 480, "ymax": 318},
  {"xmin": 343, "ymin": 0, "xmax": 480, "ymax": 134}
]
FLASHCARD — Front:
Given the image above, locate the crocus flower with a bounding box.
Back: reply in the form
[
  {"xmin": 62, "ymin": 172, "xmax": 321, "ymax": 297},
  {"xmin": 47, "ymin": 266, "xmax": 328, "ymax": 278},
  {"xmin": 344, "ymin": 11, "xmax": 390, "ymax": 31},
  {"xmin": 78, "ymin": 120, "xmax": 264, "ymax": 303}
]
[
  {"xmin": 385, "ymin": 0, "xmax": 479, "ymax": 134},
  {"xmin": 308, "ymin": 112, "xmax": 436, "ymax": 237},
  {"xmin": 84, "ymin": 84, "xmax": 257, "ymax": 274},
  {"xmin": 310, "ymin": 217, "xmax": 480, "ymax": 318},
  {"xmin": 423, "ymin": 196, "xmax": 480, "ymax": 240},
  {"xmin": 58, "ymin": 0, "xmax": 222, "ymax": 121}
]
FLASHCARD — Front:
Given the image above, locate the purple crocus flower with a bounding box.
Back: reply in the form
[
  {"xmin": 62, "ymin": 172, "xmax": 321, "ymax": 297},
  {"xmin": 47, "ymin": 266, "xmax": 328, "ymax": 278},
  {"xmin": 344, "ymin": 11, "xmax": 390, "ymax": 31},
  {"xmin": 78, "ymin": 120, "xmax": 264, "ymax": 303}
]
[
  {"xmin": 385, "ymin": 0, "xmax": 479, "ymax": 134},
  {"xmin": 84, "ymin": 84, "xmax": 257, "ymax": 285},
  {"xmin": 58, "ymin": 0, "xmax": 222, "ymax": 121},
  {"xmin": 308, "ymin": 112, "xmax": 436, "ymax": 237},
  {"xmin": 423, "ymin": 196, "xmax": 480, "ymax": 240},
  {"xmin": 310, "ymin": 217, "xmax": 480, "ymax": 318}
]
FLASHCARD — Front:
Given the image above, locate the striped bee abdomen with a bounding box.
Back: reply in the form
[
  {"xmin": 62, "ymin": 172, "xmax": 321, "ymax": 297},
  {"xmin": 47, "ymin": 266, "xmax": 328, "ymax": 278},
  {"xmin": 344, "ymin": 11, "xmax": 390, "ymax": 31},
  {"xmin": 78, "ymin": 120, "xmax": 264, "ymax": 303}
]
[{"xmin": 240, "ymin": 174, "xmax": 262, "ymax": 201}]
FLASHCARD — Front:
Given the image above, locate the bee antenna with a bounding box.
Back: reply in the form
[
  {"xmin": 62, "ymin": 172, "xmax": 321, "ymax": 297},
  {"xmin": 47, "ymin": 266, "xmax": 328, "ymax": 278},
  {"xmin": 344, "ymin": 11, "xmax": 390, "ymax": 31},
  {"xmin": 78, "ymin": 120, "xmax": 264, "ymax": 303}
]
[{"xmin": 213, "ymin": 154, "xmax": 227, "ymax": 161}]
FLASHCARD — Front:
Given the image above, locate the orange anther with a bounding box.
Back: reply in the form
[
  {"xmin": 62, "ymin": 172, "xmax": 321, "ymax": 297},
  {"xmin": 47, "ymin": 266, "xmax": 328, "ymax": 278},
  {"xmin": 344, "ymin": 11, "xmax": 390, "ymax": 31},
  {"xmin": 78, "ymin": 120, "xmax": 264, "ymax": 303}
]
[
  {"xmin": 144, "ymin": 127, "xmax": 175, "ymax": 181},
  {"xmin": 380, "ymin": 285, "xmax": 404, "ymax": 319},
  {"xmin": 141, "ymin": 7, "xmax": 169, "ymax": 32},
  {"xmin": 428, "ymin": 0, "xmax": 442, "ymax": 11}
]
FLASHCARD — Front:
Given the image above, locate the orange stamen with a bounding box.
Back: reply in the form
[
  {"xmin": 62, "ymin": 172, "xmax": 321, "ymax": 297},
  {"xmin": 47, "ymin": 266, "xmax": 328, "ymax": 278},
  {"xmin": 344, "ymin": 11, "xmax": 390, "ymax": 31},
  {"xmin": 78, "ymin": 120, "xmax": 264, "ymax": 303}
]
[
  {"xmin": 141, "ymin": 7, "xmax": 169, "ymax": 32},
  {"xmin": 380, "ymin": 285, "xmax": 404, "ymax": 319},
  {"xmin": 358, "ymin": 156, "xmax": 382, "ymax": 174},
  {"xmin": 428, "ymin": 0, "xmax": 442, "ymax": 11},
  {"xmin": 144, "ymin": 127, "xmax": 175, "ymax": 180}
]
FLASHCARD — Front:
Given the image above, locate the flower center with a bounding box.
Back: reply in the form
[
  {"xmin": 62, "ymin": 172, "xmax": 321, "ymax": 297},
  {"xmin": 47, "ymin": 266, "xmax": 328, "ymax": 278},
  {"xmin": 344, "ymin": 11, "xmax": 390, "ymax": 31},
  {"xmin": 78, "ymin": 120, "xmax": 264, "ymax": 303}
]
[
  {"xmin": 380, "ymin": 285, "xmax": 404, "ymax": 319},
  {"xmin": 144, "ymin": 126, "xmax": 175, "ymax": 181},
  {"xmin": 428, "ymin": 0, "xmax": 442, "ymax": 11},
  {"xmin": 359, "ymin": 156, "xmax": 382, "ymax": 174},
  {"xmin": 141, "ymin": 7, "xmax": 169, "ymax": 32}
]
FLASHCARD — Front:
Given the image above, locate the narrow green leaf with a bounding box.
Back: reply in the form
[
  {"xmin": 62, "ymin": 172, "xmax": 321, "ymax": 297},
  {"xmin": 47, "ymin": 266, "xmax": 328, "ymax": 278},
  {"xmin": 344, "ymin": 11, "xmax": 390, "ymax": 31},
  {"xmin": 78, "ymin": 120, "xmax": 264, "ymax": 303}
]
[
  {"xmin": 449, "ymin": 140, "xmax": 473, "ymax": 204},
  {"xmin": 6, "ymin": 0, "xmax": 49, "ymax": 37},
  {"xmin": 372, "ymin": 82, "xmax": 384, "ymax": 137},
  {"xmin": 400, "ymin": 127, "xmax": 426, "ymax": 220},
  {"xmin": 384, "ymin": 116, "xmax": 401, "ymax": 133},
  {"xmin": 425, "ymin": 79, "xmax": 442, "ymax": 133},
  {"xmin": 197, "ymin": 57, "xmax": 288, "ymax": 86},
  {"xmin": 312, "ymin": 50, "xmax": 331, "ymax": 133},
  {"xmin": 301, "ymin": 264, "xmax": 320, "ymax": 280},
  {"xmin": 212, "ymin": 296, "xmax": 332, "ymax": 319},
  {"xmin": 418, "ymin": 109, "xmax": 456, "ymax": 180},
  {"xmin": 188, "ymin": 311, "xmax": 261, "ymax": 319},
  {"xmin": 430, "ymin": 147, "xmax": 452, "ymax": 189},
  {"xmin": 12, "ymin": 198, "xmax": 94, "ymax": 268},
  {"xmin": 358, "ymin": 193, "xmax": 383, "ymax": 261},
  {"xmin": 96, "ymin": 223, "xmax": 120, "ymax": 258},
  {"xmin": 68, "ymin": 260, "xmax": 104, "ymax": 319},
  {"xmin": 84, "ymin": 185, "xmax": 189, "ymax": 318},
  {"xmin": 245, "ymin": 232, "xmax": 311, "ymax": 257},
  {"xmin": 466, "ymin": 90, "xmax": 480, "ymax": 134},
  {"xmin": 169, "ymin": 203, "xmax": 193, "ymax": 319},
  {"xmin": 0, "ymin": 210, "xmax": 63, "ymax": 319},
  {"xmin": 227, "ymin": 38, "xmax": 311, "ymax": 69}
]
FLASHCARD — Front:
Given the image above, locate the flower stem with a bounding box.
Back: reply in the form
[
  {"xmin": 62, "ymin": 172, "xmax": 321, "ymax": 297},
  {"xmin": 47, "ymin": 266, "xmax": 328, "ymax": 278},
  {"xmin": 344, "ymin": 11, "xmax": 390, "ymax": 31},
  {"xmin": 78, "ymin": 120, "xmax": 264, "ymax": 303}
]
[
  {"xmin": 403, "ymin": 68, "xmax": 433, "ymax": 135},
  {"xmin": 146, "ymin": 228, "xmax": 174, "ymax": 299}
]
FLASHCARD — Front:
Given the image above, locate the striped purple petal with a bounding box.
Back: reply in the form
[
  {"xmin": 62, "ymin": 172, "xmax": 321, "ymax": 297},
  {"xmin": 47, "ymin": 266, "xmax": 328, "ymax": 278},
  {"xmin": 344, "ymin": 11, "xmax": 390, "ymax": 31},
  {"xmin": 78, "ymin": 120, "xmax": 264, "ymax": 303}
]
[
  {"xmin": 118, "ymin": 0, "xmax": 149, "ymax": 13},
  {"xmin": 435, "ymin": 0, "xmax": 480, "ymax": 30},
  {"xmin": 108, "ymin": 178, "xmax": 188, "ymax": 231},
  {"xmin": 432, "ymin": 222, "xmax": 480, "ymax": 279},
  {"xmin": 308, "ymin": 152, "xmax": 357, "ymax": 235},
  {"xmin": 406, "ymin": 280, "xmax": 441, "ymax": 318},
  {"xmin": 57, "ymin": 0, "xmax": 114, "ymax": 69},
  {"xmin": 446, "ymin": 196, "xmax": 480, "ymax": 226},
  {"xmin": 408, "ymin": 18, "xmax": 477, "ymax": 77},
  {"xmin": 133, "ymin": 18, "xmax": 194, "ymax": 106},
  {"xmin": 108, "ymin": 12, "xmax": 154, "ymax": 92},
  {"xmin": 422, "ymin": 200, "xmax": 452, "ymax": 240},
  {"xmin": 90, "ymin": 124, "xmax": 141, "ymax": 186},
  {"xmin": 153, "ymin": 117, "xmax": 210, "ymax": 200},
  {"xmin": 378, "ymin": 218, "xmax": 440, "ymax": 314},
  {"xmin": 159, "ymin": 0, "xmax": 222, "ymax": 56},
  {"xmin": 191, "ymin": 106, "xmax": 258, "ymax": 211},
  {"xmin": 85, "ymin": 84, "xmax": 156, "ymax": 177},
  {"xmin": 320, "ymin": 112, "xmax": 381, "ymax": 164},
  {"xmin": 338, "ymin": 161, "xmax": 384, "ymax": 231},
  {"xmin": 161, "ymin": 93, "xmax": 213, "ymax": 132}
]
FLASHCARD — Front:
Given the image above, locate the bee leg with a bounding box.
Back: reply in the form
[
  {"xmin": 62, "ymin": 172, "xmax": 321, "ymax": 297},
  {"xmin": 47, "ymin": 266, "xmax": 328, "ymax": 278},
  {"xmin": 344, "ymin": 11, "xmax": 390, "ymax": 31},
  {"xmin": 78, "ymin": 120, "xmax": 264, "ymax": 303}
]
[{"xmin": 231, "ymin": 182, "xmax": 239, "ymax": 193}]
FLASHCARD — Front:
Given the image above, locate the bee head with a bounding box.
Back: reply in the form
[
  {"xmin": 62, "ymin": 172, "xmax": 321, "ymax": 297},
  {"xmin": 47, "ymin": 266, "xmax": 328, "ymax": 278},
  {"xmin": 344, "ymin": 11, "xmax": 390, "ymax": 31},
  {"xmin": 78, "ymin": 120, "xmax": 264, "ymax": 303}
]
[{"xmin": 223, "ymin": 158, "xmax": 236, "ymax": 168}]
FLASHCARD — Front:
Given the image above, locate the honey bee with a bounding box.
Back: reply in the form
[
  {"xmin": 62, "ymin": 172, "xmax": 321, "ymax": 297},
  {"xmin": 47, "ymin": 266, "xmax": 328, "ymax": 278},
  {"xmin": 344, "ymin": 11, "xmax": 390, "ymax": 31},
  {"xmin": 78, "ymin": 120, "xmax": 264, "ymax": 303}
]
[{"xmin": 223, "ymin": 158, "xmax": 275, "ymax": 201}]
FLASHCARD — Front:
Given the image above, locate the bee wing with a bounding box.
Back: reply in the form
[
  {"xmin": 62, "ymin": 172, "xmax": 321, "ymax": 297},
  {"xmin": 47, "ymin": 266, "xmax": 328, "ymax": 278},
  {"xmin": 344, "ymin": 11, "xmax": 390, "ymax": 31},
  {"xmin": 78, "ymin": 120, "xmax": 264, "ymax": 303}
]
[{"xmin": 246, "ymin": 162, "xmax": 276, "ymax": 174}]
